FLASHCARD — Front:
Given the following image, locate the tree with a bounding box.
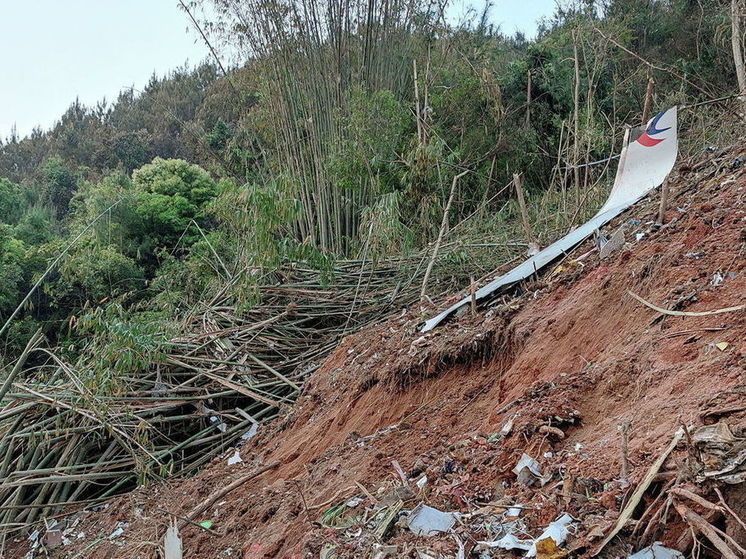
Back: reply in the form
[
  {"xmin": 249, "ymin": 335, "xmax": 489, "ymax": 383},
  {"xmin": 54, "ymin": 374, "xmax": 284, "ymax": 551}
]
[
  {"xmin": 0, "ymin": 178, "xmax": 23, "ymax": 224},
  {"xmin": 42, "ymin": 156, "xmax": 78, "ymax": 216},
  {"xmin": 132, "ymin": 157, "xmax": 221, "ymax": 255}
]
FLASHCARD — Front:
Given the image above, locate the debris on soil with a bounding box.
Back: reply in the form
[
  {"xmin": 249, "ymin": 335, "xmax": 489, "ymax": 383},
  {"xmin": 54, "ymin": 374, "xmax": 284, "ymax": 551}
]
[{"xmin": 4, "ymin": 144, "xmax": 746, "ymax": 558}]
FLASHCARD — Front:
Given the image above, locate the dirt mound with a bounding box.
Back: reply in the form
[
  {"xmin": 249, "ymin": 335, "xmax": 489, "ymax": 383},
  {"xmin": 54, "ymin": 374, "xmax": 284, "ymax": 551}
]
[{"xmin": 8, "ymin": 146, "xmax": 746, "ymax": 558}]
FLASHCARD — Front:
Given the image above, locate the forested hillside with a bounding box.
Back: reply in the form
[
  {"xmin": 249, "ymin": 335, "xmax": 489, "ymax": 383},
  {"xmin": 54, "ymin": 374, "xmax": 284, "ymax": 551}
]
[{"xmin": 0, "ymin": 0, "xmax": 744, "ymax": 528}]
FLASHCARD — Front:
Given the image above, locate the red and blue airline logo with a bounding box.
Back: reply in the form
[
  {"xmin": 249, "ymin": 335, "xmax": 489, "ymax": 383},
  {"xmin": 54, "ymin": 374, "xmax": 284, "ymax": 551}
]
[{"xmin": 637, "ymin": 110, "xmax": 671, "ymax": 147}]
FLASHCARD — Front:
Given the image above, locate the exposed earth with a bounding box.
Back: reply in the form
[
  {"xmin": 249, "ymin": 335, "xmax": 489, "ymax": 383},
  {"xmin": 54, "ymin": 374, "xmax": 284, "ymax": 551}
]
[{"xmin": 7, "ymin": 145, "xmax": 746, "ymax": 558}]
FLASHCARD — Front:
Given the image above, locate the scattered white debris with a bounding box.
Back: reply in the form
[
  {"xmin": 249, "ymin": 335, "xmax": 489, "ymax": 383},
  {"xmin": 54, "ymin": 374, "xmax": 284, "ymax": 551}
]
[
  {"xmin": 628, "ymin": 542, "xmax": 684, "ymax": 559},
  {"xmin": 241, "ymin": 422, "xmax": 259, "ymax": 440},
  {"xmin": 477, "ymin": 533, "xmax": 533, "ymax": 552},
  {"xmin": 406, "ymin": 503, "xmax": 455, "ymax": 536},
  {"xmin": 346, "ymin": 497, "xmax": 365, "ymax": 508},
  {"xmin": 526, "ymin": 513, "xmax": 575, "ymax": 557},
  {"xmin": 108, "ymin": 522, "xmax": 128, "ymax": 539},
  {"xmin": 164, "ymin": 520, "xmax": 183, "ymax": 559},
  {"xmin": 227, "ymin": 449, "xmax": 243, "ymax": 465},
  {"xmin": 635, "ymin": 232, "xmax": 645, "ymax": 242},
  {"xmin": 711, "ymin": 272, "xmax": 724, "ymax": 286},
  {"xmin": 416, "ymin": 475, "xmax": 428, "ymax": 490},
  {"xmin": 513, "ymin": 453, "xmax": 545, "ymax": 485},
  {"xmin": 506, "ymin": 506, "xmax": 523, "ymax": 517},
  {"xmin": 500, "ymin": 415, "xmax": 516, "ymax": 436}
]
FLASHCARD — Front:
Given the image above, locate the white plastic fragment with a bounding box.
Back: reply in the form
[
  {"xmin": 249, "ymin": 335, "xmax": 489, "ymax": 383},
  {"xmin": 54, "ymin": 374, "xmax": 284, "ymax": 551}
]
[
  {"xmin": 506, "ymin": 506, "xmax": 523, "ymax": 517},
  {"xmin": 416, "ymin": 475, "xmax": 428, "ymax": 490},
  {"xmin": 164, "ymin": 520, "xmax": 183, "ymax": 559},
  {"xmin": 346, "ymin": 497, "xmax": 364, "ymax": 508},
  {"xmin": 241, "ymin": 422, "xmax": 259, "ymax": 440},
  {"xmin": 227, "ymin": 449, "xmax": 242, "ymax": 465},
  {"xmin": 628, "ymin": 542, "xmax": 684, "ymax": 559},
  {"xmin": 512, "ymin": 453, "xmax": 542, "ymax": 477},
  {"xmin": 526, "ymin": 513, "xmax": 575, "ymax": 557},
  {"xmin": 476, "ymin": 533, "xmax": 533, "ymax": 552},
  {"xmin": 406, "ymin": 503, "xmax": 455, "ymax": 536},
  {"xmin": 500, "ymin": 415, "xmax": 516, "ymax": 436},
  {"xmin": 108, "ymin": 522, "xmax": 128, "ymax": 539}
]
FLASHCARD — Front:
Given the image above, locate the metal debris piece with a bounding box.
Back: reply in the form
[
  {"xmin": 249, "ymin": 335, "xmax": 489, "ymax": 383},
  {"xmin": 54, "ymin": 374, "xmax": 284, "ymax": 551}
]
[
  {"xmin": 421, "ymin": 107, "xmax": 678, "ymax": 331},
  {"xmin": 406, "ymin": 503, "xmax": 456, "ymax": 536},
  {"xmin": 108, "ymin": 522, "xmax": 128, "ymax": 539},
  {"xmin": 241, "ymin": 423, "xmax": 259, "ymax": 440},
  {"xmin": 513, "ymin": 453, "xmax": 543, "ymax": 485},
  {"xmin": 476, "ymin": 533, "xmax": 533, "ymax": 552}
]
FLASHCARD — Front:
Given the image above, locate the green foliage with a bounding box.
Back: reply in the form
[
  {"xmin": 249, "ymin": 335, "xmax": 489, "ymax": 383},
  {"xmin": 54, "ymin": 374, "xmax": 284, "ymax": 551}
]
[
  {"xmin": 133, "ymin": 157, "xmax": 221, "ymax": 251},
  {"xmin": 0, "ymin": 178, "xmax": 23, "ymax": 224},
  {"xmin": 14, "ymin": 206, "xmax": 55, "ymax": 245},
  {"xmin": 0, "ymin": 0, "xmax": 742, "ymax": 365},
  {"xmin": 0, "ymin": 224, "xmax": 27, "ymax": 315},
  {"xmin": 42, "ymin": 156, "xmax": 79, "ymax": 216},
  {"xmin": 58, "ymin": 245, "xmax": 145, "ymax": 306},
  {"xmin": 73, "ymin": 304, "xmax": 172, "ymax": 394}
]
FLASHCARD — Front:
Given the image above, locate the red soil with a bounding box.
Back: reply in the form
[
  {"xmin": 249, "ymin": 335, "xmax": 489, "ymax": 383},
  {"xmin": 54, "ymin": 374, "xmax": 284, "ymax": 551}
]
[{"xmin": 7, "ymin": 148, "xmax": 745, "ymax": 558}]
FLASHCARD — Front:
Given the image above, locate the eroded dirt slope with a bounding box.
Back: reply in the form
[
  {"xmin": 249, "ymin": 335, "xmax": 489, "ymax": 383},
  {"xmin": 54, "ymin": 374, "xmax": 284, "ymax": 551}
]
[{"xmin": 8, "ymin": 146, "xmax": 746, "ymax": 558}]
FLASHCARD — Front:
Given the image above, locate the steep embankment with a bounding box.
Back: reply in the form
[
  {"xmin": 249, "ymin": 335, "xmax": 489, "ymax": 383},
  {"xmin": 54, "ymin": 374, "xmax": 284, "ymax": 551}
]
[{"xmin": 10, "ymin": 145, "xmax": 746, "ymax": 558}]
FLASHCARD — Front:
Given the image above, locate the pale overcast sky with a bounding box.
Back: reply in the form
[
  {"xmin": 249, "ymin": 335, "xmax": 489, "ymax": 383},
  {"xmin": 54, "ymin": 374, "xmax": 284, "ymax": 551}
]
[{"xmin": 0, "ymin": 0, "xmax": 556, "ymax": 142}]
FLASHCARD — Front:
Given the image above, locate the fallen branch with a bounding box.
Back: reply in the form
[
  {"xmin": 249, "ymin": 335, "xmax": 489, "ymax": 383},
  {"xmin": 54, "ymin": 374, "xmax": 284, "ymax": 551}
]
[
  {"xmin": 594, "ymin": 428, "xmax": 684, "ymax": 555},
  {"xmin": 628, "ymin": 291, "xmax": 746, "ymax": 317},
  {"xmin": 669, "ymin": 487, "xmax": 722, "ymax": 513},
  {"xmin": 715, "ymin": 486, "xmax": 746, "ymax": 534},
  {"xmin": 182, "ymin": 461, "xmax": 279, "ymax": 527},
  {"xmin": 672, "ymin": 500, "xmax": 744, "ymax": 559}
]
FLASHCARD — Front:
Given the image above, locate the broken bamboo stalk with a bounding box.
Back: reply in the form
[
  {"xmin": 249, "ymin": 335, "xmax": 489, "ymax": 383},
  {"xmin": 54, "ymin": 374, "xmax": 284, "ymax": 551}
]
[
  {"xmin": 594, "ymin": 428, "xmax": 684, "ymax": 555},
  {"xmin": 420, "ymin": 170, "xmax": 470, "ymax": 302},
  {"xmin": 513, "ymin": 173, "xmax": 534, "ymax": 245}
]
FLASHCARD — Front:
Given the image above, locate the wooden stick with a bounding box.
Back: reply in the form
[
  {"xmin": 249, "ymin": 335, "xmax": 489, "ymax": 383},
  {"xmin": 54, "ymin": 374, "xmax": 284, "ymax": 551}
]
[
  {"xmin": 642, "ymin": 76, "xmax": 654, "ymax": 125},
  {"xmin": 420, "ymin": 170, "xmax": 469, "ymax": 301},
  {"xmin": 526, "ymin": 70, "xmax": 532, "ymax": 126},
  {"xmin": 658, "ymin": 178, "xmax": 670, "ymax": 224},
  {"xmin": 619, "ymin": 421, "xmax": 631, "ymax": 486},
  {"xmin": 470, "ymin": 276, "xmax": 477, "ymax": 316},
  {"xmin": 628, "ymin": 290, "xmax": 746, "ymax": 317},
  {"xmin": 673, "ymin": 500, "xmax": 742, "ymax": 559},
  {"xmin": 669, "ymin": 487, "xmax": 722, "ymax": 513},
  {"xmin": 513, "ymin": 173, "xmax": 534, "ymax": 245},
  {"xmin": 594, "ymin": 429, "xmax": 684, "ymax": 555},
  {"xmin": 182, "ymin": 461, "xmax": 279, "ymax": 526},
  {"xmin": 715, "ymin": 486, "xmax": 746, "ymax": 533}
]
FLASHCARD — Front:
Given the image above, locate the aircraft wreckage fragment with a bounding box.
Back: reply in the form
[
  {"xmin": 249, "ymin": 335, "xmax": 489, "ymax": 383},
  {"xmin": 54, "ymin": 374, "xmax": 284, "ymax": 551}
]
[{"xmin": 421, "ymin": 106, "xmax": 679, "ymax": 332}]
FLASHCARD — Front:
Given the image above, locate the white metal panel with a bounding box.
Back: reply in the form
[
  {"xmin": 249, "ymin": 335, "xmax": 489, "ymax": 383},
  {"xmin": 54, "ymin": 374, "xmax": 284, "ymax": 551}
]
[{"xmin": 421, "ymin": 107, "xmax": 678, "ymax": 332}]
